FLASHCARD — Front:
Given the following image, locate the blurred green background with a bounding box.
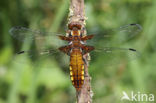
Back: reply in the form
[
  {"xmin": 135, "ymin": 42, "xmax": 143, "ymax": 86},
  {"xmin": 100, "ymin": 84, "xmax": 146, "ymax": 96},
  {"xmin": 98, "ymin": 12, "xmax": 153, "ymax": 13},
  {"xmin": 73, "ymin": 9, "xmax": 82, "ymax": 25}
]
[{"xmin": 0, "ymin": 0, "xmax": 156, "ymax": 103}]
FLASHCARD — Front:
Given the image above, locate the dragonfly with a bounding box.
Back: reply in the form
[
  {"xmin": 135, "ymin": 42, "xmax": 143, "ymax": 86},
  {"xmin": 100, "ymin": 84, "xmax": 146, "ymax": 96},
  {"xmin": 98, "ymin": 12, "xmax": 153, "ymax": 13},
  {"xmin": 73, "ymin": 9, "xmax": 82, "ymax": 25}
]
[{"xmin": 9, "ymin": 22, "xmax": 142, "ymax": 91}]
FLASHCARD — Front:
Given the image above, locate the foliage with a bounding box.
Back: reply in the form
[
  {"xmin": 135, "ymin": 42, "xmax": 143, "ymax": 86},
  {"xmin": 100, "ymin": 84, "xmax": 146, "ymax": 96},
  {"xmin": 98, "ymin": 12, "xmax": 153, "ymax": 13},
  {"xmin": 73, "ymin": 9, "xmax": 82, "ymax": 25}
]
[{"xmin": 0, "ymin": 0, "xmax": 156, "ymax": 103}]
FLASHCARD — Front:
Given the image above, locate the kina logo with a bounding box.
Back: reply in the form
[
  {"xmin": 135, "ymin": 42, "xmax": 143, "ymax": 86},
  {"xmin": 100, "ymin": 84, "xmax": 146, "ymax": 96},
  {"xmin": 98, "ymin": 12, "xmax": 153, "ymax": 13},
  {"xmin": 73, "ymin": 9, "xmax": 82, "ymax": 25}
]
[{"xmin": 121, "ymin": 91, "xmax": 154, "ymax": 102}]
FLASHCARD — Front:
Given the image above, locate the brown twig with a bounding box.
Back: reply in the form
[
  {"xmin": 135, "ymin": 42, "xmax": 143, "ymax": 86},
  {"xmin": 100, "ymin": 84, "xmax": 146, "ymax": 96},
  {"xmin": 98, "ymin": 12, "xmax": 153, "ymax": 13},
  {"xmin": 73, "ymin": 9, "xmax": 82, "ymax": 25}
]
[{"xmin": 68, "ymin": 0, "xmax": 93, "ymax": 103}]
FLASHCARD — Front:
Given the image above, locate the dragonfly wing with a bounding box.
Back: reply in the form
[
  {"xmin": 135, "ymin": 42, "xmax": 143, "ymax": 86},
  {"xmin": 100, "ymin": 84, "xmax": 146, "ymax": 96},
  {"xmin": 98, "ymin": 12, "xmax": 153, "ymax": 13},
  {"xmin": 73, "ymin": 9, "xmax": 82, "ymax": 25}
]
[
  {"xmin": 12, "ymin": 48, "xmax": 70, "ymax": 67},
  {"xmin": 9, "ymin": 26, "xmax": 70, "ymax": 65},
  {"xmin": 9, "ymin": 26, "xmax": 67, "ymax": 47},
  {"xmin": 87, "ymin": 24, "xmax": 142, "ymax": 46},
  {"xmin": 90, "ymin": 47, "xmax": 141, "ymax": 66},
  {"xmin": 112, "ymin": 24, "xmax": 142, "ymax": 43},
  {"xmin": 12, "ymin": 49, "xmax": 59, "ymax": 63}
]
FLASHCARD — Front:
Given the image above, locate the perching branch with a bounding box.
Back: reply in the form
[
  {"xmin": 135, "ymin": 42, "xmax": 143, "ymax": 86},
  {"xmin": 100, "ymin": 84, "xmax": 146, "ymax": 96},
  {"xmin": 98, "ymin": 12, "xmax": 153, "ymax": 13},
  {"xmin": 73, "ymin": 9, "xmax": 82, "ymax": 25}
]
[{"xmin": 68, "ymin": 0, "xmax": 93, "ymax": 103}]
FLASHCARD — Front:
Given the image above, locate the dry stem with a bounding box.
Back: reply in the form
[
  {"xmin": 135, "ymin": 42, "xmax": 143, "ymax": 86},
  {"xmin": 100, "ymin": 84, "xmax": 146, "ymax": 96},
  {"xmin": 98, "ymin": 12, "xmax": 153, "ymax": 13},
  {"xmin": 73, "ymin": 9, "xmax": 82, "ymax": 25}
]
[{"xmin": 68, "ymin": 0, "xmax": 93, "ymax": 103}]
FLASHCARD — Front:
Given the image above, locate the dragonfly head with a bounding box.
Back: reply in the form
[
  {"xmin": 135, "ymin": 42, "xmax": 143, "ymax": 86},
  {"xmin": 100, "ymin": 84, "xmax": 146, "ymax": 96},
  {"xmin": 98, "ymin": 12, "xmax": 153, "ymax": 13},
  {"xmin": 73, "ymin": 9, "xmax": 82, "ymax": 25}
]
[
  {"xmin": 68, "ymin": 22, "xmax": 82, "ymax": 36},
  {"xmin": 68, "ymin": 22, "xmax": 82, "ymax": 30}
]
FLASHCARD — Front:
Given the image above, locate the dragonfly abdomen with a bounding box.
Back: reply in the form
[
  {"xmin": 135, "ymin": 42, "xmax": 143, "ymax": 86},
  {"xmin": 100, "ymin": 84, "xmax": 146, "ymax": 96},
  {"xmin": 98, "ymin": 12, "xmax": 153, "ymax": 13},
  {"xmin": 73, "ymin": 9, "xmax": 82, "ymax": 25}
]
[{"xmin": 70, "ymin": 49, "xmax": 84, "ymax": 91}]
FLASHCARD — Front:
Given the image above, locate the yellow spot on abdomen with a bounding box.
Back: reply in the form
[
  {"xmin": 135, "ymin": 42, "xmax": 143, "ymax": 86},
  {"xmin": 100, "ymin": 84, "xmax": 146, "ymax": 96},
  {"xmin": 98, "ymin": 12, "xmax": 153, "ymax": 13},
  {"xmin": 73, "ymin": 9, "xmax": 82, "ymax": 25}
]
[
  {"xmin": 71, "ymin": 77, "xmax": 74, "ymax": 81},
  {"xmin": 82, "ymin": 65, "xmax": 84, "ymax": 70},
  {"xmin": 81, "ymin": 76, "xmax": 84, "ymax": 80},
  {"xmin": 70, "ymin": 71, "xmax": 73, "ymax": 75},
  {"xmin": 81, "ymin": 71, "xmax": 84, "ymax": 75}
]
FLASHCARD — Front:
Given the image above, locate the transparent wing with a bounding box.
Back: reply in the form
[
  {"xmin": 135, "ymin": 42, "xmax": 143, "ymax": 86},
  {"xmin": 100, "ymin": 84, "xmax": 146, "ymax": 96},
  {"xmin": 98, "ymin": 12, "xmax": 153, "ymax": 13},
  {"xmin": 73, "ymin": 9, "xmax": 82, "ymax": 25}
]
[
  {"xmin": 16, "ymin": 49, "xmax": 59, "ymax": 58},
  {"xmin": 90, "ymin": 47, "xmax": 141, "ymax": 66},
  {"xmin": 12, "ymin": 48, "xmax": 70, "ymax": 67},
  {"xmin": 9, "ymin": 26, "xmax": 69, "ymax": 65},
  {"xmin": 11, "ymin": 49, "xmax": 57, "ymax": 63},
  {"xmin": 87, "ymin": 24, "xmax": 142, "ymax": 46},
  {"xmin": 9, "ymin": 26, "xmax": 64, "ymax": 41},
  {"xmin": 9, "ymin": 26, "xmax": 67, "ymax": 47},
  {"xmin": 112, "ymin": 23, "xmax": 142, "ymax": 38}
]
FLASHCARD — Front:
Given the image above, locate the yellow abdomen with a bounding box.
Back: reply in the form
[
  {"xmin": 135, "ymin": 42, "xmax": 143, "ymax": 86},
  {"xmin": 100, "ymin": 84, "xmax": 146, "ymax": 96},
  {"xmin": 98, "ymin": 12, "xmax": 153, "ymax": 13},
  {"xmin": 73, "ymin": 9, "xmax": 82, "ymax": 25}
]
[{"xmin": 70, "ymin": 49, "xmax": 84, "ymax": 91}]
